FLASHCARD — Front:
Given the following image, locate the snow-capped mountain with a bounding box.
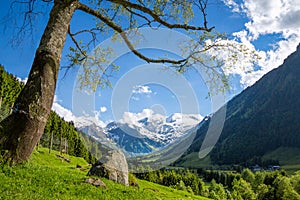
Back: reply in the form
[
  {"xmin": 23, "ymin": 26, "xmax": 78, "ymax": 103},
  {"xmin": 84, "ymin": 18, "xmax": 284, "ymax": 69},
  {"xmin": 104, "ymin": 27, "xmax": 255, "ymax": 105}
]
[
  {"xmin": 76, "ymin": 109, "xmax": 203, "ymax": 155},
  {"xmin": 75, "ymin": 116, "xmax": 106, "ymax": 129}
]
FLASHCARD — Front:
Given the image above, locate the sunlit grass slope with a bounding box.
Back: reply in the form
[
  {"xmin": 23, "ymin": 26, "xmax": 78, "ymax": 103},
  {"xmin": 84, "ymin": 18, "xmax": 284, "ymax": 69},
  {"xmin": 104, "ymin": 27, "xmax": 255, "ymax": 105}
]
[{"xmin": 0, "ymin": 148, "xmax": 209, "ymax": 200}]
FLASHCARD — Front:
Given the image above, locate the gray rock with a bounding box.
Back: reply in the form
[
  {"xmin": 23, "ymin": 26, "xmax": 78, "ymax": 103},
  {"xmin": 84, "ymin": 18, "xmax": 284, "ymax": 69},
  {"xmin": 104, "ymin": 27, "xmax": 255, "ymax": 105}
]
[
  {"xmin": 88, "ymin": 149, "xmax": 129, "ymax": 186},
  {"xmin": 84, "ymin": 178, "xmax": 106, "ymax": 187}
]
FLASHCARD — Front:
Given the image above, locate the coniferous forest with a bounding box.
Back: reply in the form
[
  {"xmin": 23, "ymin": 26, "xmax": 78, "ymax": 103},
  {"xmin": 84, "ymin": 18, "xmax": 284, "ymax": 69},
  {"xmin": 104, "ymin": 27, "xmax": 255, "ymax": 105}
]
[{"xmin": 0, "ymin": 65, "xmax": 100, "ymax": 163}]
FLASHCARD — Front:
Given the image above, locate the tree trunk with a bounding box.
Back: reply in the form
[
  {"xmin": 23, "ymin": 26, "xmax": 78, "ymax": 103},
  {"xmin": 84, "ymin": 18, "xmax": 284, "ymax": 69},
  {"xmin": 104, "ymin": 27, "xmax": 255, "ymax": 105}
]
[{"xmin": 0, "ymin": 0, "xmax": 78, "ymax": 164}]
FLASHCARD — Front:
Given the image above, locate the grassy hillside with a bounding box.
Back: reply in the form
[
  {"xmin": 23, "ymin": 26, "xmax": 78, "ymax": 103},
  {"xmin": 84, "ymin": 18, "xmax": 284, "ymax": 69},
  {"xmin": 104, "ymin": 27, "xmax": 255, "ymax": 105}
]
[
  {"xmin": 0, "ymin": 148, "xmax": 209, "ymax": 200},
  {"xmin": 176, "ymin": 45, "xmax": 300, "ymax": 167},
  {"xmin": 263, "ymin": 147, "xmax": 300, "ymax": 173},
  {"xmin": 174, "ymin": 152, "xmax": 212, "ymax": 169}
]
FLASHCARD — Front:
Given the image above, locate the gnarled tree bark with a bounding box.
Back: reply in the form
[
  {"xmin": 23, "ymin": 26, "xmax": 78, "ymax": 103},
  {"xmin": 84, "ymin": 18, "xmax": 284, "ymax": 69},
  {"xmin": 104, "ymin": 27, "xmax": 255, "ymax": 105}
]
[{"xmin": 0, "ymin": 0, "xmax": 78, "ymax": 164}]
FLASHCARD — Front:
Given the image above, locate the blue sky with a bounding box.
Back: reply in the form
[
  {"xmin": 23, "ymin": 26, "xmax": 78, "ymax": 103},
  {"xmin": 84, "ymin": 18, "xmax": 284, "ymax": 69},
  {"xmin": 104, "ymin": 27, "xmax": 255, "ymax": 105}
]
[{"xmin": 0, "ymin": 0, "xmax": 299, "ymax": 125}]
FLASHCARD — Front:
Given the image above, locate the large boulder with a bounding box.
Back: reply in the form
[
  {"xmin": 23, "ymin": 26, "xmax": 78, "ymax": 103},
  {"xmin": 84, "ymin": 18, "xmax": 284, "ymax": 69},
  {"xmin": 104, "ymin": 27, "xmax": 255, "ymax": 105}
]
[{"xmin": 88, "ymin": 149, "xmax": 129, "ymax": 186}]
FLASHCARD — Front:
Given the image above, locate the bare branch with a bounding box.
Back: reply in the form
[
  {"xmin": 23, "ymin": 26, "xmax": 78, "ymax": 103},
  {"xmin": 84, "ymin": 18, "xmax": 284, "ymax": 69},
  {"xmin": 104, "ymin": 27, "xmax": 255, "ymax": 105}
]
[
  {"xmin": 68, "ymin": 26, "xmax": 104, "ymax": 49},
  {"xmin": 108, "ymin": 0, "xmax": 215, "ymax": 31},
  {"xmin": 4, "ymin": 0, "xmax": 50, "ymax": 46},
  {"xmin": 124, "ymin": 7, "xmax": 155, "ymax": 28},
  {"xmin": 68, "ymin": 27, "xmax": 87, "ymax": 60},
  {"xmin": 77, "ymin": 2, "xmax": 188, "ymax": 65},
  {"xmin": 196, "ymin": 0, "xmax": 209, "ymax": 29}
]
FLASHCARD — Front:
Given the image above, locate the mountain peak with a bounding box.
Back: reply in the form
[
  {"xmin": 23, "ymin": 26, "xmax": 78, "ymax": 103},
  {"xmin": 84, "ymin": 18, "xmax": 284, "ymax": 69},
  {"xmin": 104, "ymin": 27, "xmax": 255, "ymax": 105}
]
[
  {"xmin": 166, "ymin": 113, "xmax": 182, "ymax": 123},
  {"xmin": 78, "ymin": 112, "xmax": 203, "ymax": 155},
  {"xmin": 138, "ymin": 117, "xmax": 149, "ymax": 125}
]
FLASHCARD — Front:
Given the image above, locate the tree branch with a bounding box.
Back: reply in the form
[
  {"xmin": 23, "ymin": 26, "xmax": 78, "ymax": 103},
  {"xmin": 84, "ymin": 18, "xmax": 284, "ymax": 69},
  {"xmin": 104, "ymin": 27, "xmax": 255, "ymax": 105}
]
[
  {"xmin": 77, "ymin": 2, "xmax": 188, "ymax": 65},
  {"xmin": 124, "ymin": 7, "xmax": 155, "ymax": 28},
  {"xmin": 68, "ymin": 26, "xmax": 87, "ymax": 59},
  {"xmin": 196, "ymin": 0, "xmax": 209, "ymax": 29},
  {"xmin": 108, "ymin": 0, "xmax": 214, "ymax": 31}
]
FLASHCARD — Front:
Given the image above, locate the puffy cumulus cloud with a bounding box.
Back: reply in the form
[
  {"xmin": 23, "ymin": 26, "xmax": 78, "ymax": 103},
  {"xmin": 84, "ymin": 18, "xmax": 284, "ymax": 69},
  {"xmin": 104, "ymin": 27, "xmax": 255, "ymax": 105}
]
[
  {"xmin": 222, "ymin": 0, "xmax": 300, "ymax": 87},
  {"xmin": 120, "ymin": 109, "xmax": 158, "ymax": 125},
  {"xmin": 52, "ymin": 96, "xmax": 75, "ymax": 122},
  {"xmin": 100, "ymin": 106, "xmax": 107, "ymax": 113},
  {"xmin": 222, "ymin": 0, "xmax": 300, "ymax": 38},
  {"xmin": 51, "ymin": 95, "xmax": 106, "ymax": 128},
  {"xmin": 222, "ymin": 0, "xmax": 242, "ymax": 12},
  {"xmin": 241, "ymin": 0, "xmax": 300, "ymax": 39},
  {"xmin": 247, "ymin": 37, "xmax": 299, "ymax": 85},
  {"xmin": 132, "ymin": 85, "xmax": 152, "ymax": 95},
  {"xmin": 229, "ymin": 32, "xmax": 299, "ymax": 86}
]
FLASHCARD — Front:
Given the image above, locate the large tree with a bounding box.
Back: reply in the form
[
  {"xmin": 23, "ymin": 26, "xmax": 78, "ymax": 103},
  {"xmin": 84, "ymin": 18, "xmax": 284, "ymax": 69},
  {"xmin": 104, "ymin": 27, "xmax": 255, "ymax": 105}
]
[{"xmin": 0, "ymin": 0, "xmax": 256, "ymax": 164}]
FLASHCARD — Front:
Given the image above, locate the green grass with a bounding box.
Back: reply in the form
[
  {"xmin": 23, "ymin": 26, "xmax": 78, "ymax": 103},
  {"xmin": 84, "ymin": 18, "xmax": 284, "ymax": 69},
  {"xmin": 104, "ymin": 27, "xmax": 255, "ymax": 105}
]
[
  {"xmin": 176, "ymin": 152, "xmax": 213, "ymax": 169},
  {"xmin": 0, "ymin": 148, "xmax": 209, "ymax": 200},
  {"xmin": 263, "ymin": 147, "xmax": 300, "ymax": 173},
  {"xmin": 263, "ymin": 147, "xmax": 300, "ymax": 165}
]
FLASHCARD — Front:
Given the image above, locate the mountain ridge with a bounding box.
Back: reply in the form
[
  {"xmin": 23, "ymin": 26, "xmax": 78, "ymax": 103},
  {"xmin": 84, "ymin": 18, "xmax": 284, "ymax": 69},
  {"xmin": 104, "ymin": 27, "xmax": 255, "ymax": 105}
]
[
  {"xmin": 77, "ymin": 112, "xmax": 202, "ymax": 155},
  {"xmin": 175, "ymin": 43, "xmax": 300, "ymax": 167}
]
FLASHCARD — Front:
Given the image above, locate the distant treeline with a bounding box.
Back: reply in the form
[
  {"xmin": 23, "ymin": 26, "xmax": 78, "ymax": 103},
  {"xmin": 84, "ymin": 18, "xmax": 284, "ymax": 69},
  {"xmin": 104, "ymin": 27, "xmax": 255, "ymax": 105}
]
[
  {"xmin": 135, "ymin": 168, "xmax": 206, "ymax": 195},
  {"xmin": 0, "ymin": 65, "xmax": 101, "ymax": 163},
  {"xmin": 136, "ymin": 167, "xmax": 300, "ymax": 199}
]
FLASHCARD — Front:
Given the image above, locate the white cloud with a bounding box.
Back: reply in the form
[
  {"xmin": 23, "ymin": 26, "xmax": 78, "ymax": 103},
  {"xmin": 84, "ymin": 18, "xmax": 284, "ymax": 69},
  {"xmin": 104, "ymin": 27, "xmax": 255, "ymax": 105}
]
[
  {"xmin": 16, "ymin": 77, "xmax": 28, "ymax": 84},
  {"xmin": 222, "ymin": 0, "xmax": 242, "ymax": 12},
  {"xmin": 132, "ymin": 85, "xmax": 152, "ymax": 95},
  {"xmin": 52, "ymin": 101, "xmax": 75, "ymax": 122},
  {"xmin": 119, "ymin": 108, "xmax": 203, "ymax": 128},
  {"xmin": 100, "ymin": 106, "xmax": 107, "ymax": 113},
  {"xmin": 120, "ymin": 109, "xmax": 157, "ymax": 125},
  {"xmin": 241, "ymin": 37, "xmax": 299, "ymax": 86},
  {"xmin": 222, "ymin": 0, "xmax": 300, "ymax": 87},
  {"xmin": 51, "ymin": 95, "xmax": 106, "ymax": 128},
  {"xmin": 241, "ymin": 0, "xmax": 300, "ymax": 39}
]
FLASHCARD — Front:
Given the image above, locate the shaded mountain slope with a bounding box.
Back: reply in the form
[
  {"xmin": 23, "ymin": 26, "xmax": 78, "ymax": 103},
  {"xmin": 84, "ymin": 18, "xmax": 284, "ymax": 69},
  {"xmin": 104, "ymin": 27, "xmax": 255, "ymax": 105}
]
[{"xmin": 175, "ymin": 44, "xmax": 300, "ymax": 166}]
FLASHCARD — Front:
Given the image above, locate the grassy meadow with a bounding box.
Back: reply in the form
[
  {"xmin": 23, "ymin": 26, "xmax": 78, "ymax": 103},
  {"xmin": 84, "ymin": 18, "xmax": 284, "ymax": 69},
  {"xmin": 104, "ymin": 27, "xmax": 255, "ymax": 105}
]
[{"xmin": 0, "ymin": 148, "xmax": 209, "ymax": 200}]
